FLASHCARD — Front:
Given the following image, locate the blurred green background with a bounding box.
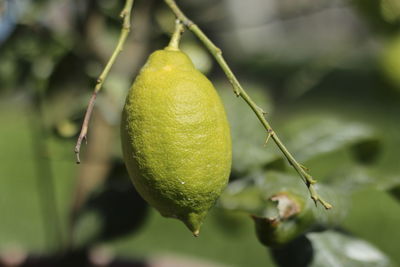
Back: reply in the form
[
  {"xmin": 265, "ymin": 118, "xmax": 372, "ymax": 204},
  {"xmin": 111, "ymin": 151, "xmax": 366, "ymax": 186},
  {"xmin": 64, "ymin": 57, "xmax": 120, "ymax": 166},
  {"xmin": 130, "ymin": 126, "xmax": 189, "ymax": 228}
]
[{"xmin": 1, "ymin": 0, "xmax": 400, "ymax": 266}]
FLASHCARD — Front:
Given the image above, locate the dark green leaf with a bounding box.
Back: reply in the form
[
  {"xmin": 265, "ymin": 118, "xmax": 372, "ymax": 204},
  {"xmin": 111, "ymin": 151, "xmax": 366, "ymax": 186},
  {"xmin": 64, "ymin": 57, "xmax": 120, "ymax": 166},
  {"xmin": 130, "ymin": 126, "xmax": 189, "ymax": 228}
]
[{"xmin": 283, "ymin": 115, "xmax": 377, "ymax": 163}]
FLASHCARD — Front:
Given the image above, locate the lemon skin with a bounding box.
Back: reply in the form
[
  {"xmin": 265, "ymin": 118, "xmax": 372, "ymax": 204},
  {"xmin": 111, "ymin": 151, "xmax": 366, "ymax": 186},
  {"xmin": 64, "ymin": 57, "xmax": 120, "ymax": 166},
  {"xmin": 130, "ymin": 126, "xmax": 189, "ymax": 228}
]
[{"xmin": 121, "ymin": 49, "xmax": 232, "ymax": 236}]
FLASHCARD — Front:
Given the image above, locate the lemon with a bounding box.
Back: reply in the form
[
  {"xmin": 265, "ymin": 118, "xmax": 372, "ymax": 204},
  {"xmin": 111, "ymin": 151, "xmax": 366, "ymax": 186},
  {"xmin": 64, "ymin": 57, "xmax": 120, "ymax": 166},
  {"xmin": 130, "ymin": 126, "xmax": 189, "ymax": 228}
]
[
  {"xmin": 381, "ymin": 34, "xmax": 400, "ymax": 91},
  {"xmin": 120, "ymin": 47, "xmax": 232, "ymax": 236}
]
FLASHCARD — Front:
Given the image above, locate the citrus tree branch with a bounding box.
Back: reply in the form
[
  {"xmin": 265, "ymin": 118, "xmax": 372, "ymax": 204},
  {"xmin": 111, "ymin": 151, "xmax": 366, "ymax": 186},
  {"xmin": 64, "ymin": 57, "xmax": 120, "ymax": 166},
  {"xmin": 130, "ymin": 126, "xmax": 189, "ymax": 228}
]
[
  {"xmin": 74, "ymin": 0, "xmax": 134, "ymax": 164},
  {"xmin": 164, "ymin": 0, "xmax": 332, "ymax": 209}
]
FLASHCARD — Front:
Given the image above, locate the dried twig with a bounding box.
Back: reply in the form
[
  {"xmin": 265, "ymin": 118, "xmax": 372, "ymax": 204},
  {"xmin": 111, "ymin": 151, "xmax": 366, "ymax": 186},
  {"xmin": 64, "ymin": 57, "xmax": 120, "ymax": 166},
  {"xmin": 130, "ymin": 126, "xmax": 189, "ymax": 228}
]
[{"xmin": 74, "ymin": 0, "xmax": 135, "ymax": 163}]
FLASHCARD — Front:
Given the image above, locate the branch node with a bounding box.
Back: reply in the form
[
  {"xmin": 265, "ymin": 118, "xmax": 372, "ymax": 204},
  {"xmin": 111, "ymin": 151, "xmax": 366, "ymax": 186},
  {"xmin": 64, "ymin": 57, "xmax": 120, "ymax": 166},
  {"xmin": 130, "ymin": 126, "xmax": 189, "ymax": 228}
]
[{"xmin": 183, "ymin": 19, "xmax": 194, "ymax": 27}]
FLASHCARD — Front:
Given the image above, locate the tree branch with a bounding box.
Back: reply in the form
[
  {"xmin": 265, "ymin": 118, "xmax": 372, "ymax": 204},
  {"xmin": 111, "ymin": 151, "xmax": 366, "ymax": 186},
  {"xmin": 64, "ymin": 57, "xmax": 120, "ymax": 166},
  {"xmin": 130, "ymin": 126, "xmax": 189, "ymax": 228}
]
[
  {"xmin": 164, "ymin": 0, "xmax": 332, "ymax": 209},
  {"xmin": 74, "ymin": 0, "xmax": 135, "ymax": 164}
]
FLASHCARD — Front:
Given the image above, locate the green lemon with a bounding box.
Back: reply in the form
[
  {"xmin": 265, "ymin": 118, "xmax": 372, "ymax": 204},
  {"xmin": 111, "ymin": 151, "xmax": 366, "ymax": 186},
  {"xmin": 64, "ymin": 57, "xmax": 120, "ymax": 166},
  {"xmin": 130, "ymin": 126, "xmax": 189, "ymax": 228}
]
[
  {"xmin": 120, "ymin": 47, "xmax": 232, "ymax": 236},
  {"xmin": 381, "ymin": 34, "xmax": 400, "ymax": 91}
]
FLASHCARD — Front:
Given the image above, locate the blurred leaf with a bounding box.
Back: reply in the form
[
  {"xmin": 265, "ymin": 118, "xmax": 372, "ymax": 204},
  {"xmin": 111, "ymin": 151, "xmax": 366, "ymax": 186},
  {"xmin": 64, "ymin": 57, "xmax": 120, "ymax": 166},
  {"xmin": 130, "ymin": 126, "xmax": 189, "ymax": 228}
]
[
  {"xmin": 219, "ymin": 86, "xmax": 381, "ymax": 176},
  {"xmin": 210, "ymin": 208, "xmax": 250, "ymax": 237},
  {"xmin": 269, "ymin": 235, "xmax": 313, "ymax": 267},
  {"xmin": 323, "ymin": 166, "xmax": 378, "ymax": 194},
  {"xmin": 72, "ymin": 162, "xmax": 148, "ymax": 248},
  {"xmin": 218, "ymin": 82, "xmax": 278, "ymax": 175},
  {"xmin": 181, "ymin": 40, "xmax": 213, "ymax": 74},
  {"xmin": 308, "ymin": 231, "xmax": 393, "ymax": 267},
  {"xmin": 350, "ymin": 139, "xmax": 382, "ymax": 165},
  {"xmin": 388, "ymin": 183, "xmax": 400, "ymax": 201},
  {"xmin": 271, "ymin": 230, "xmax": 393, "ymax": 267},
  {"xmin": 342, "ymin": 187, "xmax": 400, "ymax": 264},
  {"xmin": 380, "ymin": 0, "xmax": 400, "ymax": 24},
  {"xmin": 0, "ymin": 101, "xmax": 77, "ymax": 252},
  {"xmin": 219, "ymin": 168, "xmax": 355, "ymax": 253},
  {"xmin": 283, "ymin": 115, "xmax": 378, "ymax": 163},
  {"xmin": 351, "ymin": 0, "xmax": 399, "ymax": 33}
]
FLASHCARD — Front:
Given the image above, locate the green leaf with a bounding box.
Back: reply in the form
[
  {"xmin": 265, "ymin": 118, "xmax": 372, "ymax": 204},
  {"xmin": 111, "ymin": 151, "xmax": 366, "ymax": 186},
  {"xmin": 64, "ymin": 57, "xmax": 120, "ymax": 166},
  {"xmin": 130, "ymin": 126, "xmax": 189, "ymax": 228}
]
[
  {"xmin": 350, "ymin": 139, "xmax": 382, "ymax": 165},
  {"xmin": 283, "ymin": 115, "xmax": 378, "ymax": 163},
  {"xmin": 388, "ymin": 183, "xmax": 400, "ymax": 201},
  {"xmin": 308, "ymin": 231, "xmax": 393, "ymax": 267},
  {"xmin": 219, "ymin": 86, "xmax": 381, "ymax": 176},
  {"xmin": 271, "ymin": 230, "xmax": 394, "ymax": 267},
  {"xmin": 342, "ymin": 187, "xmax": 400, "ymax": 263},
  {"xmin": 72, "ymin": 162, "xmax": 149, "ymax": 248}
]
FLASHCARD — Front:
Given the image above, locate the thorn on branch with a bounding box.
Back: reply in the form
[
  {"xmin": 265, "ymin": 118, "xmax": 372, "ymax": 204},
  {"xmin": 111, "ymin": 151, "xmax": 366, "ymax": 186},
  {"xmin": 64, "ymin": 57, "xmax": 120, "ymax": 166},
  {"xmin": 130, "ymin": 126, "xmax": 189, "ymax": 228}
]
[
  {"xmin": 256, "ymin": 106, "xmax": 267, "ymax": 115},
  {"xmin": 264, "ymin": 129, "xmax": 274, "ymax": 147},
  {"xmin": 300, "ymin": 164, "xmax": 309, "ymax": 171}
]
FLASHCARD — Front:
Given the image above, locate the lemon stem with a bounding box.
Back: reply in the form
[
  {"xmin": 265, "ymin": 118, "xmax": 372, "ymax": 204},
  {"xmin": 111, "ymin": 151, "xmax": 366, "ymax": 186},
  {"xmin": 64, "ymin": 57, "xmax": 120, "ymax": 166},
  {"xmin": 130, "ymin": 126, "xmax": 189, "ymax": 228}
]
[
  {"xmin": 74, "ymin": 0, "xmax": 134, "ymax": 164},
  {"xmin": 163, "ymin": 0, "xmax": 332, "ymax": 210},
  {"xmin": 166, "ymin": 19, "xmax": 184, "ymax": 51}
]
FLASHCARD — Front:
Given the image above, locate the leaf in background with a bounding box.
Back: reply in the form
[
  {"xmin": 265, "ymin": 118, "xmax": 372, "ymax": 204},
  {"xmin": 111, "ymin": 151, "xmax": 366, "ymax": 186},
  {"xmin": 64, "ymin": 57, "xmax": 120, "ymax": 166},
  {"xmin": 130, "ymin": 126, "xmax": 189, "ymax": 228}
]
[
  {"xmin": 271, "ymin": 230, "xmax": 393, "ymax": 267},
  {"xmin": 380, "ymin": 0, "xmax": 400, "ymax": 24},
  {"xmin": 72, "ymin": 162, "xmax": 149, "ymax": 248},
  {"xmin": 283, "ymin": 115, "xmax": 378, "ymax": 163},
  {"xmin": 388, "ymin": 183, "xmax": 400, "ymax": 201},
  {"xmin": 219, "ymin": 86, "xmax": 381, "ymax": 177},
  {"xmin": 308, "ymin": 230, "xmax": 393, "ymax": 267},
  {"xmin": 350, "ymin": 138, "xmax": 382, "ymax": 165},
  {"xmin": 351, "ymin": 0, "xmax": 399, "ymax": 33},
  {"xmin": 218, "ymin": 82, "xmax": 279, "ymax": 175},
  {"xmin": 342, "ymin": 187, "xmax": 400, "ymax": 264}
]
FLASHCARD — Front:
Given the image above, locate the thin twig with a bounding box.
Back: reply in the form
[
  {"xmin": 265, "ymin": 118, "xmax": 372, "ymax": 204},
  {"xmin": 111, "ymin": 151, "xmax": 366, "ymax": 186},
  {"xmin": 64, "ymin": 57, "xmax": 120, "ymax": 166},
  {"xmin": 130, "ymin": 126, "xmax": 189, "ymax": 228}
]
[
  {"xmin": 164, "ymin": 0, "xmax": 332, "ymax": 209},
  {"xmin": 75, "ymin": 0, "xmax": 135, "ymax": 164}
]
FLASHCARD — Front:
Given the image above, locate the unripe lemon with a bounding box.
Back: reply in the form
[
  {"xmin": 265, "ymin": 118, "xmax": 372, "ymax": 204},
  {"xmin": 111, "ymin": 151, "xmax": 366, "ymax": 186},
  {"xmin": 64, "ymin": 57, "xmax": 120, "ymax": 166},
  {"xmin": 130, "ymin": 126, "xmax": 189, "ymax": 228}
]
[
  {"xmin": 381, "ymin": 34, "xmax": 400, "ymax": 91},
  {"xmin": 121, "ymin": 47, "xmax": 232, "ymax": 236}
]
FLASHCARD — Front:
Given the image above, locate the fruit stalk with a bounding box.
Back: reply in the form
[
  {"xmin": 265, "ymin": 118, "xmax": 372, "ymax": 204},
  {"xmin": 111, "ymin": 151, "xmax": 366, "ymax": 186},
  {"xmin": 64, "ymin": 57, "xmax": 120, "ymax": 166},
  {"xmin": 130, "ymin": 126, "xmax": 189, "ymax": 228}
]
[
  {"xmin": 164, "ymin": 0, "xmax": 332, "ymax": 209},
  {"xmin": 166, "ymin": 20, "xmax": 184, "ymax": 51},
  {"xmin": 75, "ymin": 0, "xmax": 135, "ymax": 163}
]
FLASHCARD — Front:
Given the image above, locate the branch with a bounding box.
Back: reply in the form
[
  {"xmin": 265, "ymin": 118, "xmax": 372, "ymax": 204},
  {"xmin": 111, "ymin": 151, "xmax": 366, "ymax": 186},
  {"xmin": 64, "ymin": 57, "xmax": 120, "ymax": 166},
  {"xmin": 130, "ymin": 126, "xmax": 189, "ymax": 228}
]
[
  {"xmin": 164, "ymin": 0, "xmax": 332, "ymax": 209},
  {"xmin": 74, "ymin": 0, "xmax": 135, "ymax": 164}
]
